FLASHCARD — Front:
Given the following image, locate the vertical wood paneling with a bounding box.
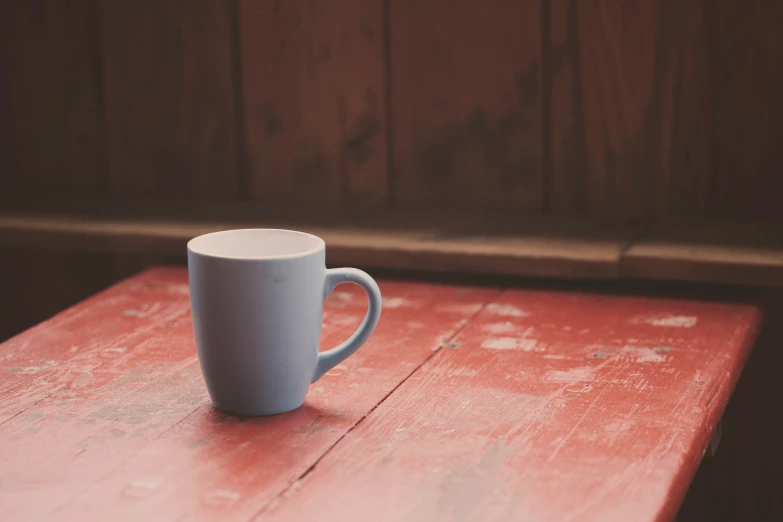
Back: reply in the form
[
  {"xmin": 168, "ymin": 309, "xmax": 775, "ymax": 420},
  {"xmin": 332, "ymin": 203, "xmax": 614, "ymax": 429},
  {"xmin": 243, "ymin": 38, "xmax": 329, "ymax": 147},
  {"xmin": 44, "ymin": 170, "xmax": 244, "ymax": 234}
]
[
  {"xmin": 706, "ymin": 0, "xmax": 783, "ymax": 222},
  {"xmin": 548, "ymin": 0, "xmax": 708, "ymax": 221},
  {"xmin": 100, "ymin": 0, "xmax": 238, "ymax": 197},
  {"xmin": 239, "ymin": 0, "xmax": 387, "ymax": 206},
  {"xmin": 0, "ymin": 0, "xmax": 105, "ymax": 196},
  {"xmin": 389, "ymin": 0, "xmax": 543, "ymax": 209}
]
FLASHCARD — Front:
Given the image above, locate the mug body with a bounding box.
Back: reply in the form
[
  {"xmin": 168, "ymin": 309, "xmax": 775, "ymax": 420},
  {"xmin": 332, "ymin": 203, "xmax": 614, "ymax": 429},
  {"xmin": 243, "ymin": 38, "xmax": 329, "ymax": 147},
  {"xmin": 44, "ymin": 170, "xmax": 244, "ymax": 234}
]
[{"xmin": 187, "ymin": 229, "xmax": 326, "ymax": 416}]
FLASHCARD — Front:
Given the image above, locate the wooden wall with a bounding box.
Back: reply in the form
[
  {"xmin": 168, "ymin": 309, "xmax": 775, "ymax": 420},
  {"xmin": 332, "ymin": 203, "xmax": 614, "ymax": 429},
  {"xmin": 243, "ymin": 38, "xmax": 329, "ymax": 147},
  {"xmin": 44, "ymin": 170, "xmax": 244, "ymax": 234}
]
[{"xmin": 1, "ymin": 0, "xmax": 782, "ymax": 222}]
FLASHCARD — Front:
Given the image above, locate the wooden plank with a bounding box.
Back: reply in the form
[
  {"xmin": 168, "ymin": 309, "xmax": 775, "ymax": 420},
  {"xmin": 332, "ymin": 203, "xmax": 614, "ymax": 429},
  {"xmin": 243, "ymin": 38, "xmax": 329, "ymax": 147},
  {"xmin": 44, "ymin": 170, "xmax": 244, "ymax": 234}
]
[
  {"xmin": 261, "ymin": 288, "xmax": 761, "ymax": 522},
  {"xmin": 0, "ymin": 212, "xmax": 637, "ymax": 280},
  {"xmin": 239, "ymin": 0, "xmax": 387, "ymax": 205},
  {"xmin": 0, "ymin": 0, "xmax": 105, "ymax": 195},
  {"xmin": 548, "ymin": 0, "xmax": 708, "ymax": 220},
  {"xmin": 622, "ymin": 222, "xmax": 783, "ymax": 287},
  {"xmin": 0, "ymin": 268, "xmax": 499, "ymax": 520},
  {"xmin": 389, "ymin": 0, "xmax": 543, "ymax": 209},
  {"xmin": 99, "ymin": 0, "xmax": 238, "ymax": 197},
  {"xmin": 705, "ymin": 0, "xmax": 783, "ymax": 221}
]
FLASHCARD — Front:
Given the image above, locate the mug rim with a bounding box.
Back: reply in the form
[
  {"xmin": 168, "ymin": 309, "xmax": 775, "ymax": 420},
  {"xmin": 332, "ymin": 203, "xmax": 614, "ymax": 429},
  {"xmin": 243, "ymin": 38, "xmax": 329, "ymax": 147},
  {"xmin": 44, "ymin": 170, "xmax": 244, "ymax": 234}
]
[{"xmin": 187, "ymin": 228, "xmax": 326, "ymax": 261}]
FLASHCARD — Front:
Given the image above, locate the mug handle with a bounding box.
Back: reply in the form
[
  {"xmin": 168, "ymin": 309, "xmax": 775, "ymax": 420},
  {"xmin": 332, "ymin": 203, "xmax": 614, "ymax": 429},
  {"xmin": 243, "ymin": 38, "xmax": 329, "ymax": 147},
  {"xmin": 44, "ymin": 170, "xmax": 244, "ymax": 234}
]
[{"xmin": 312, "ymin": 268, "xmax": 382, "ymax": 382}]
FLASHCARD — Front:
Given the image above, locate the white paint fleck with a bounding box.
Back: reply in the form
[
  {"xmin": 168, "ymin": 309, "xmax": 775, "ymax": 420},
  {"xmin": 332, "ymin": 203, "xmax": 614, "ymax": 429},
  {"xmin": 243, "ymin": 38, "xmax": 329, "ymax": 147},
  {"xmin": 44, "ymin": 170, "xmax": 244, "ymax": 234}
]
[
  {"xmin": 9, "ymin": 360, "xmax": 58, "ymax": 374},
  {"xmin": 622, "ymin": 346, "xmax": 667, "ymax": 363},
  {"xmin": 481, "ymin": 337, "xmax": 545, "ymax": 352},
  {"xmin": 485, "ymin": 303, "xmax": 529, "ymax": 317},
  {"xmin": 122, "ymin": 302, "xmax": 162, "ymax": 318},
  {"xmin": 69, "ymin": 346, "xmax": 79, "ymax": 353},
  {"xmin": 334, "ymin": 292, "xmax": 354, "ymax": 301},
  {"xmin": 383, "ymin": 297, "xmax": 417, "ymax": 309},
  {"xmin": 100, "ymin": 347, "xmax": 126, "ymax": 358},
  {"xmin": 203, "ymin": 490, "xmax": 239, "ymax": 508},
  {"xmin": 604, "ymin": 418, "xmax": 635, "ymax": 438},
  {"xmin": 634, "ymin": 315, "xmax": 698, "ymax": 328},
  {"xmin": 166, "ymin": 284, "xmax": 190, "ymax": 296},
  {"xmin": 543, "ymin": 353, "xmax": 569, "ymax": 360},
  {"xmin": 546, "ymin": 366, "xmax": 594, "ymax": 383},
  {"xmin": 481, "ymin": 322, "xmax": 517, "ymax": 334},
  {"xmin": 326, "ymin": 364, "xmax": 348, "ymax": 377},
  {"xmin": 123, "ymin": 478, "xmax": 160, "ymax": 498}
]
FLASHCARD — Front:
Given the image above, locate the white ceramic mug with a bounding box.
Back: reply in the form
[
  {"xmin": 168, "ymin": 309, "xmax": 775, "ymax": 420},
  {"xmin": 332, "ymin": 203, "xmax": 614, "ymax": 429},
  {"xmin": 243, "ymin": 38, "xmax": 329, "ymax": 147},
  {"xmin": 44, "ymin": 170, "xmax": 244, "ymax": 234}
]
[{"xmin": 187, "ymin": 229, "xmax": 382, "ymax": 416}]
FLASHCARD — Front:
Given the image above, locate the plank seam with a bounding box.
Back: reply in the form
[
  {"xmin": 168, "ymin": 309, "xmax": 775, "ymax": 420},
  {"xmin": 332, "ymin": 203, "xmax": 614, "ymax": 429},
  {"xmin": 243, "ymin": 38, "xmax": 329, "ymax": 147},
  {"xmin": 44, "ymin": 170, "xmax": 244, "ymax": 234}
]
[{"xmin": 247, "ymin": 288, "xmax": 507, "ymax": 521}]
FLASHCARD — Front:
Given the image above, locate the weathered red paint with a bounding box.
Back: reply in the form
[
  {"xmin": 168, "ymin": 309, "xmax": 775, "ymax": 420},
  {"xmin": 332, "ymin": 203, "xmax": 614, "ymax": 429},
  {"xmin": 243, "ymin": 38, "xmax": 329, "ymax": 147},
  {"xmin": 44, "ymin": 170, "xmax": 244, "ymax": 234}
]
[
  {"xmin": 0, "ymin": 268, "xmax": 498, "ymax": 521},
  {"xmin": 261, "ymin": 290, "xmax": 762, "ymax": 522},
  {"xmin": 0, "ymin": 269, "xmax": 761, "ymax": 521}
]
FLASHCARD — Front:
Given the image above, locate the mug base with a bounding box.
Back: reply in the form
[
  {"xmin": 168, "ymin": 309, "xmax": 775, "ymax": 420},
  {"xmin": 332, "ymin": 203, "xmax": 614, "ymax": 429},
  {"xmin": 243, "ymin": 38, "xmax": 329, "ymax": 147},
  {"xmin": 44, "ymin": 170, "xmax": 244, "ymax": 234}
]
[{"xmin": 211, "ymin": 400, "xmax": 305, "ymax": 417}]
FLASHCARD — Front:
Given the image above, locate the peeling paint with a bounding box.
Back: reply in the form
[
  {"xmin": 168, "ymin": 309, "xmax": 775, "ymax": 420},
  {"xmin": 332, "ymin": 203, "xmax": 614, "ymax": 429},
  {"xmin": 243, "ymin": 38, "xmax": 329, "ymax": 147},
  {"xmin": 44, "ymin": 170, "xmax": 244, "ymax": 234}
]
[
  {"xmin": 383, "ymin": 297, "xmax": 417, "ymax": 309},
  {"xmin": 481, "ymin": 336, "xmax": 545, "ymax": 352},
  {"xmin": 633, "ymin": 315, "xmax": 698, "ymax": 328},
  {"xmin": 485, "ymin": 303, "xmax": 529, "ymax": 317},
  {"xmin": 480, "ymin": 322, "xmax": 516, "ymax": 334},
  {"xmin": 622, "ymin": 346, "xmax": 668, "ymax": 363},
  {"xmin": 8, "ymin": 360, "xmax": 58, "ymax": 374}
]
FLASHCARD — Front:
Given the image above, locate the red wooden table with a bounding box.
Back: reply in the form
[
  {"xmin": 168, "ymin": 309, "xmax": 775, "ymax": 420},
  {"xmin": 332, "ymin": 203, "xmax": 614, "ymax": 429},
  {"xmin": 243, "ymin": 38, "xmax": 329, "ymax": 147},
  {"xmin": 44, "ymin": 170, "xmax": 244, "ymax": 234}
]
[{"xmin": 0, "ymin": 268, "xmax": 761, "ymax": 522}]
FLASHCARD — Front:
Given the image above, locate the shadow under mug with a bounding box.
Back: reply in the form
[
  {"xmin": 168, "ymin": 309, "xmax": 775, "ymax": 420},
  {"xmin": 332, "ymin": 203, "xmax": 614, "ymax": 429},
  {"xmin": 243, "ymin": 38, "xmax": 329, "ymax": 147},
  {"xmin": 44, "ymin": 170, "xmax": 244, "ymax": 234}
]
[{"xmin": 187, "ymin": 228, "xmax": 382, "ymax": 416}]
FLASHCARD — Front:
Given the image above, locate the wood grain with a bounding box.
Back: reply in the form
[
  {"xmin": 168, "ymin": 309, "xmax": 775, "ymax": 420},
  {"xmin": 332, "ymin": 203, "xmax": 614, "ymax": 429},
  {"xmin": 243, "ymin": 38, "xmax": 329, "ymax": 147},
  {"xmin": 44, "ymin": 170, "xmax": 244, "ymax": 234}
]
[
  {"xmin": 389, "ymin": 0, "xmax": 543, "ymax": 209},
  {"xmin": 622, "ymin": 222, "xmax": 783, "ymax": 287},
  {"xmin": 0, "ymin": 212, "xmax": 638, "ymax": 280},
  {"xmin": 99, "ymin": 0, "xmax": 238, "ymax": 197},
  {"xmin": 261, "ymin": 288, "xmax": 761, "ymax": 522},
  {"xmin": 239, "ymin": 0, "xmax": 387, "ymax": 205},
  {"xmin": 705, "ymin": 0, "xmax": 783, "ymax": 221},
  {"xmin": 548, "ymin": 0, "xmax": 709, "ymax": 221},
  {"xmin": 0, "ymin": 0, "xmax": 105, "ymax": 195},
  {"xmin": 0, "ymin": 268, "xmax": 499, "ymax": 520}
]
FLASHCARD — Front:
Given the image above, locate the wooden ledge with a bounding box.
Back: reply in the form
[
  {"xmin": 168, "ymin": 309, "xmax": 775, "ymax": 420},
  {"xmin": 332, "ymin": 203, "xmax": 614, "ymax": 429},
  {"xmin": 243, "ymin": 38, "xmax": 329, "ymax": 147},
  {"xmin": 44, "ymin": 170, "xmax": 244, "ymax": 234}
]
[
  {"xmin": 0, "ymin": 211, "xmax": 636, "ymax": 280},
  {"xmin": 0, "ymin": 210, "xmax": 781, "ymax": 286},
  {"xmin": 622, "ymin": 222, "xmax": 783, "ymax": 287}
]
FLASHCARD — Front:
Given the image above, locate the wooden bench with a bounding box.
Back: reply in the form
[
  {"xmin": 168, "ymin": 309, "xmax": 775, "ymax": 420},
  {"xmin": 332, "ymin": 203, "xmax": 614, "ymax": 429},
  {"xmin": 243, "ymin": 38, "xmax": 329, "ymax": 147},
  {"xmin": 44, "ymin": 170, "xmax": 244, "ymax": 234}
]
[{"xmin": 0, "ymin": 268, "xmax": 761, "ymax": 521}]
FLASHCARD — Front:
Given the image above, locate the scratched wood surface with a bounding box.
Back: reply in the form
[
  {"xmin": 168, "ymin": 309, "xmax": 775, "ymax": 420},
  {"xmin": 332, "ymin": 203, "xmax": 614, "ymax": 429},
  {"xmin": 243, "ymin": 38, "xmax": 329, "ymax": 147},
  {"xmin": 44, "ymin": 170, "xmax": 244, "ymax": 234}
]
[
  {"xmin": 239, "ymin": 0, "xmax": 388, "ymax": 205},
  {"xmin": 263, "ymin": 289, "xmax": 761, "ymax": 522},
  {"xmin": 0, "ymin": 268, "xmax": 498, "ymax": 521},
  {"xmin": 0, "ymin": 268, "xmax": 761, "ymax": 521}
]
